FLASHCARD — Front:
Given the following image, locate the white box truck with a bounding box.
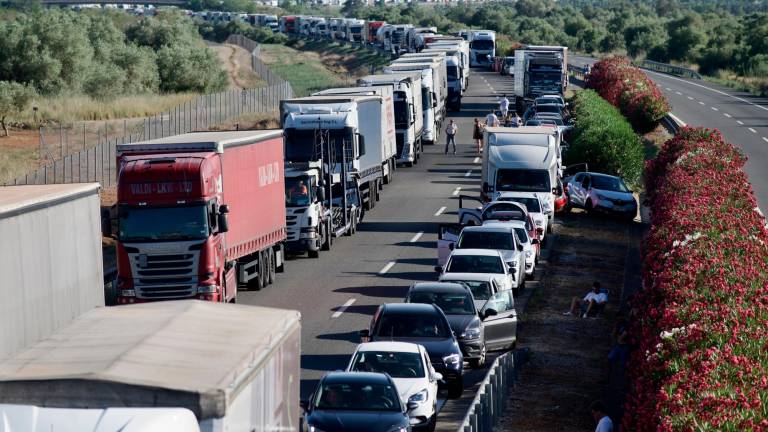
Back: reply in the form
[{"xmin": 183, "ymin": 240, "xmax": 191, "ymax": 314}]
[
  {"xmin": 0, "ymin": 183, "xmax": 104, "ymax": 360},
  {"xmin": 357, "ymin": 73, "xmax": 424, "ymax": 164},
  {"xmin": 397, "ymin": 52, "xmax": 460, "ymax": 111},
  {"xmin": 0, "ymin": 301, "xmax": 301, "ymax": 432},
  {"xmin": 513, "ymin": 45, "xmax": 569, "ymax": 112},
  {"xmin": 385, "ymin": 62, "xmax": 446, "ymax": 137},
  {"xmin": 481, "ymin": 126, "xmax": 559, "ymax": 229},
  {"xmin": 469, "ymin": 30, "xmax": 496, "ymax": 68}
]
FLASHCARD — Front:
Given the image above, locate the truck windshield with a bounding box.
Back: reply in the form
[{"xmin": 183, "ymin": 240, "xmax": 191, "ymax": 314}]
[
  {"xmin": 285, "ymin": 128, "xmax": 354, "ymax": 164},
  {"xmin": 119, "ymin": 205, "xmax": 209, "ymax": 242},
  {"xmin": 470, "ymin": 40, "xmax": 494, "ymax": 51},
  {"xmin": 286, "ymin": 176, "xmax": 313, "ymax": 206},
  {"xmin": 394, "ymin": 93, "xmax": 408, "ymax": 129},
  {"xmin": 447, "ymin": 66, "xmax": 459, "ymax": 79},
  {"xmin": 496, "ymin": 169, "xmax": 551, "ymax": 193}
]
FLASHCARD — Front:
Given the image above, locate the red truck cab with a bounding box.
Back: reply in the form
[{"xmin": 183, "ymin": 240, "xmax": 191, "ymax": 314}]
[{"xmin": 367, "ymin": 21, "xmax": 385, "ymax": 44}]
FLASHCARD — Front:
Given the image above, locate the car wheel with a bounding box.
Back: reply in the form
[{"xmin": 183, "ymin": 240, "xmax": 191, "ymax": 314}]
[
  {"xmin": 422, "ymin": 411, "xmax": 437, "ymax": 432},
  {"xmin": 469, "ymin": 344, "xmax": 486, "ymax": 369},
  {"xmin": 448, "ymin": 378, "xmax": 463, "ymax": 399}
]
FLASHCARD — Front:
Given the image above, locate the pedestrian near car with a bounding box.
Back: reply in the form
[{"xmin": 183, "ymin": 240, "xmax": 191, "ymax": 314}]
[
  {"xmin": 590, "ymin": 400, "xmax": 613, "ymax": 432},
  {"xmin": 485, "ymin": 110, "xmax": 499, "ymax": 128},
  {"xmin": 564, "ymin": 281, "xmax": 607, "ymax": 318},
  {"xmin": 499, "ymin": 95, "xmax": 509, "ymax": 118},
  {"xmin": 473, "ymin": 118, "xmax": 484, "ymax": 153},
  {"xmin": 445, "ymin": 120, "xmax": 458, "ymax": 155}
]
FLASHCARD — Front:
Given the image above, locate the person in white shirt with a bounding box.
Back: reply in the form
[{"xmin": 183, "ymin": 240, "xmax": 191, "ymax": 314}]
[
  {"xmin": 444, "ymin": 120, "xmax": 458, "ymax": 154},
  {"xmin": 485, "ymin": 110, "xmax": 499, "ymax": 128},
  {"xmin": 590, "ymin": 400, "xmax": 613, "ymax": 432},
  {"xmin": 564, "ymin": 281, "xmax": 607, "ymax": 318},
  {"xmin": 499, "ymin": 95, "xmax": 510, "ymax": 118}
]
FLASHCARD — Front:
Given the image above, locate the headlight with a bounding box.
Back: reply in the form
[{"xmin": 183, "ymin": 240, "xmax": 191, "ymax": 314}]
[
  {"xmin": 309, "ymin": 426, "xmax": 326, "ymax": 432},
  {"xmin": 462, "ymin": 327, "xmax": 481, "ymax": 340},
  {"xmin": 443, "ymin": 353, "xmax": 461, "ymax": 367},
  {"xmin": 408, "ymin": 389, "xmax": 428, "ymax": 404}
]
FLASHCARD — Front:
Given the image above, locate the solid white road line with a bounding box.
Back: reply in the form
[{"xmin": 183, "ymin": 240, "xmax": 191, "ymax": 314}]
[
  {"xmin": 332, "ymin": 298, "xmax": 356, "ymax": 318},
  {"xmin": 724, "ymin": 113, "xmax": 732, "ymax": 118},
  {"xmin": 749, "ymin": 128, "xmax": 757, "ymax": 133},
  {"xmin": 647, "ymin": 70, "xmax": 768, "ymax": 112},
  {"xmin": 737, "ymin": 120, "xmax": 744, "ymax": 125},
  {"xmin": 473, "ymin": 157, "xmax": 480, "ymax": 164},
  {"xmin": 379, "ymin": 261, "xmax": 396, "ymax": 275},
  {"xmin": 410, "ymin": 231, "xmax": 424, "ymax": 243},
  {"xmin": 668, "ymin": 112, "xmax": 687, "ymax": 127},
  {"xmin": 452, "ymin": 187, "xmax": 462, "ymax": 196},
  {"xmin": 711, "ymin": 107, "xmax": 719, "ymax": 111},
  {"xmin": 465, "ymin": 169, "xmax": 473, "ymax": 177},
  {"xmin": 698, "ymin": 101, "xmax": 706, "ymax": 105},
  {"xmin": 434, "ymin": 206, "xmax": 447, "ymax": 216}
]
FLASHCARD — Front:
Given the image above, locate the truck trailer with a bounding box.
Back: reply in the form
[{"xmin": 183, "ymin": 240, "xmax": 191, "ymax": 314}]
[
  {"xmin": 112, "ymin": 131, "xmax": 287, "ymax": 304},
  {"xmin": 384, "ymin": 62, "xmax": 445, "ymax": 139},
  {"xmin": 0, "ymin": 183, "xmax": 105, "ymax": 360},
  {"xmin": 0, "ymin": 301, "xmax": 301, "ymax": 432}
]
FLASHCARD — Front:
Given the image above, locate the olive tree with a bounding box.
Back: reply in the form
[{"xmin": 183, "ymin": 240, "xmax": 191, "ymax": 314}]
[{"xmin": 0, "ymin": 81, "xmax": 35, "ymax": 137}]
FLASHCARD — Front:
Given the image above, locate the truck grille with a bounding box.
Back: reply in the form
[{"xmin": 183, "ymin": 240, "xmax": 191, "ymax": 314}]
[
  {"xmin": 128, "ymin": 244, "xmax": 200, "ymax": 299},
  {"xmin": 286, "ymin": 208, "xmax": 304, "ymax": 241}
]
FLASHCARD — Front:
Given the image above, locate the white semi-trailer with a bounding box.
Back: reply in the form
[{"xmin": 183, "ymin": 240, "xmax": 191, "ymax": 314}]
[{"xmin": 0, "ymin": 183, "xmax": 104, "ymax": 360}]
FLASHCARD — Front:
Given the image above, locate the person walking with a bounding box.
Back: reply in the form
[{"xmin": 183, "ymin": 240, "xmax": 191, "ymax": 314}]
[
  {"xmin": 485, "ymin": 110, "xmax": 499, "ymax": 128},
  {"xmin": 445, "ymin": 119, "xmax": 458, "ymax": 154},
  {"xmin": 499, "ymin": 95, "xmax": 510, "ymax": 118},
  {"xmin": 473, "ymin": 118, "xmax": 484, "ymax": 153}
]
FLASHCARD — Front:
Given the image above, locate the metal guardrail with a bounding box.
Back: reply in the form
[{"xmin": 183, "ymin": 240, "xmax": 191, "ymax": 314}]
[
  {"xmin": 635, "ymin": 59, "xmax": 702, "ymax": 80},
  {"xmin": 458, "ymin": 351, "xmax": 520, "ymax": 432}
]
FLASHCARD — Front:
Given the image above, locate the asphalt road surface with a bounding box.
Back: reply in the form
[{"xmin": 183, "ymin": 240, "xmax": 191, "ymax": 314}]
[
  {"xmin": 238, "ymin": 69, "xmax": 515, "ymax": 417},
  {"xmin": 571, "ymin": 55, "xmax": 768, "ymax": 210}
]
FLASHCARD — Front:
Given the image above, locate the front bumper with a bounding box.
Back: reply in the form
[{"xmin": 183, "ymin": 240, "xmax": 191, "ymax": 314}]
[
  {"xmin": 285, "ymin": 238, "xmax": 318, "ymax": 252},
  {"xmin": 431, "ymin": 362, "xmax": 463, "ymax": 385},
  {"xmin": 458, "ymin": 339, "xmax": 484, "ymax": 360},
  {"xmin": 594, "ymin": 200, "xmax": 637, "ymax": 217}
]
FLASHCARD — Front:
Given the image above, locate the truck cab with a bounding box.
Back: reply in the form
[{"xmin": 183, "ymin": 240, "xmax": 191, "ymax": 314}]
[{"xmin": 469, "ymin": 30, "xmax": 496, "ymax": 68}]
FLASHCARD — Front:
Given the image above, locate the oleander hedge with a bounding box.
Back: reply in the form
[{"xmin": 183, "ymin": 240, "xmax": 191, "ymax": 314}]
[
  {"xmin": 624, "ymin": 127, "xmax": 768, "ymax": 431},
  {"xmin": 566, "ymin": 89, "xmax": 644, "ymax": 187},
  {"xmin": 586, "ymin": 56, "xmax": 671, "ymax": 133}
]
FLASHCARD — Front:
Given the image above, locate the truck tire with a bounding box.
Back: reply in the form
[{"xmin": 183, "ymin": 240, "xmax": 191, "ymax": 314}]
[
  {"xmin": 375, "ymin": 182, "xmax": 381, "ymax": 201},
  {"xmin": 321, "ymin": 222, "xmax": 331, "ymax": 251},
  {"xmin": 268, "ymin": 248, "xmax": 276, "ymax": 285},
  {"xmin": 276, "ymin": 244, "xmax": 286, "ymax": 273},
  {"xmin": 260, "ymin": 251, "xmax": 270, "ymax": 288},
  {"xmin": 247, "ymin": 253, "xmax": 265, "ymax": 291}
]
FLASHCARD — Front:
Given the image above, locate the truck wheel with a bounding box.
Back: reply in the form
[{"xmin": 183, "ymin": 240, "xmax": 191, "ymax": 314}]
[
  {"xmin": 375, "ymin": 182, "xmax": 381, "ymax": 201},
  {"xmin": 276, "ymin": 244, "xmax": 285, "ymax": 273},
  {"xmin": 247, "ymin": 253, "xmax": 265, "ymax": 290},
  {"xmin": 321, "ymin": 222, "xmax": 331, "ymax": 251},
  {"xmin": 261, "ymin": 251, "xmax": 270, "ymax": 288},
  {"xmin": 268, "ymin": 248, "xmax": 276, "ymax": 285}
]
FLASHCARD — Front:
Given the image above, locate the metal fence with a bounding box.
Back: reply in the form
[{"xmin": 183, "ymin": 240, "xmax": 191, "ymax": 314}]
[
  {"xmin": 635, "ymin": 59, "xmax": 702, "ymax": 80},
  {"xmin": 7, "ymin": 35, "xmax": 294, "ymax": 187},
  {"xmin": 458, "ymin": 351, "xmax": 521, "ymax": 432}
]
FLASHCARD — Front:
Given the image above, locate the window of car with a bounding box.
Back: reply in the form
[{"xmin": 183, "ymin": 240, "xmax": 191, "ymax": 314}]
[
  {"xmin": 484, "ymin": 290, "xmax": 513, "ymax": 314},
  {"xmin": 513, "ymin": 228, "xmax": 529, "ymax": 244},
  {"xmin": 446, "ymin": 255, "xmax": 504, "ymax": 274},
  {"xmin": 314, "ymin": 382, "xmax": 401, "ymax": 411},
  {"xmin": 408, "ymin": 291, "xmax": 476, "ymax": 315},
  {"xmin": 458, "ymin": 231, "xmax": 514, "ymax": 250},
  {"xmin": 376, "ymin": 311, "xmax": 451, "ymax": 338},
  {"xmin": 502, "ymin": 197, "xmax": 541, "ymax": 213},
  {"xmin": 591, "ymin": 176, "xmax": 630, "ymax": 193},
  {"xmin": 581, "ymin": 176, "xmax": 591, "ymax": 188},
  {"xmin": 349, "ymin": 351, "xmax": 426, "ymax": 378},
  {"xmin": 457, "ymin": 280, "xmax": 492, "ymax": 301},
  {"xmin": 535, "ymin": 105, "xmax": 561, "ymax": 114}
]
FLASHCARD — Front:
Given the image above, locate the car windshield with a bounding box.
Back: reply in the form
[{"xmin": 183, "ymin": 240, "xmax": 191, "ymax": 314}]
[
  {"xmin": 514, "ymin": 228, "xmax": 529, "ymax": 244},
  {"xmin": 314, "ymin": 382, "xmax": 401, "ymax": 411},
  {"xmin": 447, "ymin": 255, "xmax": 504, "ymax": 274},
  {"xmin": 458, "ymin": 231, "xmax": 514, "ymax": 250},
  {"xmin": 592, "ymin": 176, "xmax": 630, "ymax": 192},
  {"xmin": 470, "ymin": 39, "xmax": 494, "ymax": 51},
  {"xmin": 285, "ymin": 176, "xmax": 312, "ymax": 206},
  {"xmin": 496, "ymin": 169, "xmax": 551, "ymax": 193},
  {"xmin": 536, "ymin": 105, "xmax": 561, "ymax": 114},
  {"xmin": 377, "ymin": 312, "xmax": 450, "ymax": 338},
  {"xmin": 408, "ymin": 291, "xmax": 476, "ymax": 315},
  {"xmin": 502, "ymin": 197, "xmax": 541, "ymax": 212},
  {"xmin": 119, "ymin": 205, "xmax": 209, "ymax": 242},
  {"xmin": 350, "ymin": 351, "xmax": 425, "ymax": 378},
  {"xmin": 454, "ymin": 280, "xmax": 491, "ymax": 301}
]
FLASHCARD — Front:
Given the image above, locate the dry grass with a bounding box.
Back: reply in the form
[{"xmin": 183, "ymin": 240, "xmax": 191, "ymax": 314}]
[
  {"xmin": 259, "ymin": 43, "xmax": 351, "ymax": 96},
  {"xmin": 0, "ymin": 133, "xmax": 40, "ymax": 185},
  {"xmin": 208, "ymin": 112, "xmax": 281, "ymax": 131}
]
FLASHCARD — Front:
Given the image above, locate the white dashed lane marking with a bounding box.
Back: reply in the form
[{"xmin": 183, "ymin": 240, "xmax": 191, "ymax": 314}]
[
  {"xmin": 665, "ymin": 87, "xmax": 672, "ymax": 91},
  {"xmin": 452, "ymin": 187, "xmax": 462, "ymax": 196},
  {"xmin": 749, "ymin": 128, "xmax": 757, "ymax": 133},
  {"xmin": 379, "ymin": 261, "xmax": 396, "ymax": 275},
  {"xmin": 737, "ymin": 120, "xmax": 744, "ymax": 125},
  {"xmin": 675, "ymin": 91, "xmax": 682, "ymax": 95},
  {"xmin": 711, "ymin": 107, "xmax": 719, "ymax": 111},
  {"xmin": 473, "ymin": 157, "xmax": 480, "ymax": 164},
  {"xmin": 724, "ymin": 113, "xmax": 732, "ymax": 118},
  {"xmin": 434, "ymin": 206, "xmax": 447, "ymax": 217},
  {"xmin": 410, "ymin": 231, "xmax": 424, "ymax": 243},
  {"xmin": 465, "ymin": 170, "xmax": 473, "ymax": 177},
  {"xmin": 332, "ymin": 298, "xmax": 356, "ymax": 318},
  {"xmin": 763, "ymin": 137, "xmax": 768, "ymax": 144},
  {"xmin": 687, "ymin": 96, "xmax": 694, "ymax": 100},
  {"xmin": 698, "ymin": 101, "xmax": 706, "ymax": 105}
]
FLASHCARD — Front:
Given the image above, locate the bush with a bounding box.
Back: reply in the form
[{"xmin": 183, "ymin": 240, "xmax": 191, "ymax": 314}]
[
  {"xmin": 625, "ymin": 127, "xmax": 768, "ymax": 430},
  {"xmin": 586, "ymin": 56, "xmax": 670, "ymax": 132},
  {"xmin": 565, "ymin": 90, "xmax": 644, "ymax": 187}
]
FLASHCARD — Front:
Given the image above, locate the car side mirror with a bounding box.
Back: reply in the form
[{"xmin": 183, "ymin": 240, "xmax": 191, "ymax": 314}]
[
  {"xmin": 552, "ymin": 187, "xmax": 558, "ymax": 194},
  {"xmin": 359, "ymin": 329, "xmax": 370, "ymax": 341},
  {"xmin": 432, "ymin": 372, "xmax": 443, "ymax": 382},
  {"xmin": 434, "ymin": 265, "xmax": 443, "ymax": 273},
  {"xmin": 531, "ymin": 238, "xmax": 540, "ymax": 245},
  {"xmin": 517, "ymin": 244, "xmax": 523, "ymax": 252},
  {"xmin": 484, "ymin": 309, "xmax": 498, "ymax": 319},
  {"xmin": 218, "ymin": 204, "xmax": 230, "ymax": 233},
  {"xmin": 448, "ymin": 243, "xmax": 454, "ymax": 251}
]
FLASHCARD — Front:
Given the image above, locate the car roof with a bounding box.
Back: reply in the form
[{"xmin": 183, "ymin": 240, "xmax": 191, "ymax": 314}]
[
  {"xmin": 382, "ymin": 302, "xmax": 440, "ymax": 314},
  {"xmin": 449, "ymin": 248, "xmax": 502, "ymax": 257},
  {"xmin": 440, "ymin": 273, "xmax": 495, "ymax": 282},
  {"xmin": 461, "ymin": 225, "xmax": 513, "ymax": 233},
  {"xmin": 354, "ymin": 341, "xmax": 422, "ymax": 354},
  {"xmin": 409, "ymin": 282, "xmax": 469, "ymax": 294},
  {"xmin": 322, "ymin": 371, "xmax": 393, "ymax": 384},
  {"xmin": 484, "ymin": 220, "xmax": 526, "ymax": 229}
]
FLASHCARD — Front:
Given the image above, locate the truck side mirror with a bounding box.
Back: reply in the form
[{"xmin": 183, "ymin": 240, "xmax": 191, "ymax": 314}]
[
  {"xmin": 316, "ymin": 186, "xmax": 326, "ymax": 202},
  {"xmin": 101, "ymin": 208, "xmax": 112, "ymax": 238},
  {"xmin": 218, "ymin": 204, "xmax": 230, "ymax": 233}
]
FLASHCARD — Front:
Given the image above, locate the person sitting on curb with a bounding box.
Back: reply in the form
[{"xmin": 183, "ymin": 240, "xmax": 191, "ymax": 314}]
[
  {"xmin": 564, "ymin": 281, "xmax": 607, "ymax": 318},
  {"xmin": 590, "ymin": 400, "xmax": 613, "ymax": 432}
]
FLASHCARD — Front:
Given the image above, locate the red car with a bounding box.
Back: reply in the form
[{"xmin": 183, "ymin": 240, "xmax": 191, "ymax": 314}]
[{"xmin": 554, "ymin": 178, "xmax": 568, "ymax": 213}]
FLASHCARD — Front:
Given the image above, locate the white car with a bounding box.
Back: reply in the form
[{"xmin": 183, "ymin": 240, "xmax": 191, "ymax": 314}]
[
  {"xmin": 347, "ymin": 341, "xmax": 441, "ymax": 431},
  {"xmin": 484, "ymin": 220, "xmax": 538, "ymax": 279},
  {"xmin": 437, "ymin": 225, "xmax": 525, "ymax": 293},
  {"xmin": 495, "ymin": 191, "xmax": 549, "ymax": 240},
  {"xmin": 436, "ymin": 248, "xmax": 517, "ymax": 295}
]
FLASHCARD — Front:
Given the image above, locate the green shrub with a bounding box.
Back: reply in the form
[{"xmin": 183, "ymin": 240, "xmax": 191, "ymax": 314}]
[{"xmin": 565, "ymin": 90, "xmax": 644, "ymax": 187}]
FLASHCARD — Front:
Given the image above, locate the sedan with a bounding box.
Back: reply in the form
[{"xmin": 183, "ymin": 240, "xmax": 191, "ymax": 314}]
[
  {"xmin": 565, "ymin": 172, "xmax": 637, "ymax": 220},
  {"xmin": 303, "ymin": 371, "xmax": 412, "ymax": 432},
  {"xmin": 360, "ymin": 303, "xmax": 464, "ymax": 399},
  {"xmin": 406, "ymin": 282, "xmax": 487, "ymax": 368},
  {"xmin": 452, "ymin": 225, "xmax": 526, "ymax": 293},
  {"xmin": 483, "ymin": 220, "xmax": 539, "ymax": 278},
  {"xmin": 436, "ymin": 248, "xmax": 515, "ymax": 294},
  {"xmin": 347, "ymin": 342, "xmax": 441, "ymax": 431}
]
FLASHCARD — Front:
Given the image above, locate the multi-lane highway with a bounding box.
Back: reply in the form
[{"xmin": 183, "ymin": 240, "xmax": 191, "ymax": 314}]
[
  {"xmin": 239, "ymin": 69, "xmax": 516, "ymax": 407},
  {"xmin": 572, "ymin": 55, "xmax": 768, "ymax": 208}
]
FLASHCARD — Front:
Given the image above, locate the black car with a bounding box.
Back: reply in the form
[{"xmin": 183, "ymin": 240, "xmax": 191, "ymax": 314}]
[
  {"xmin": 303, "ymin": 371, "xmax": 413, "ymax": 432},
  {"xmin": 360, "ymin": 303, "xmax": 464, "ymax": 398},
  {"xmin": 405, "ymin": 282, "xmax": 487, "ymax": 369}
]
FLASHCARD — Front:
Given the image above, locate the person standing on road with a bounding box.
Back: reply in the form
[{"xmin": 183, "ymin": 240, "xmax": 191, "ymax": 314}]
[
  {"xmin": 590, "ymin": 401, "xmax": 613, "ymax": 432},
  {"xmin": 499, "ymin": 95, "xmax": 510, "ymax": 119},
  {"xmin": 445, "ymin": 119, "xmax": 458, "ymax": 155},
  {"xmin": 485, "ymin": 110, "xmax": 499, "ymax": 128},
  {"xmin": 473, "ymin": 118, "xmax": 484, "ymax": 153}
]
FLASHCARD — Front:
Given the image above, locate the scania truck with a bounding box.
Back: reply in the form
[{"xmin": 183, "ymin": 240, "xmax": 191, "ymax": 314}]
[
  {"xmin": 113, "ymin": 131, "xmax": 287, "ymax": 303},
  {"xmin": 358, "ymin": 73, "xmax": 424, "ymax": 163}
]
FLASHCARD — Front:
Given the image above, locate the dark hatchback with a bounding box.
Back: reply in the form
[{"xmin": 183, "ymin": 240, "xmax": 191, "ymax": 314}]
[
  {"xmin": 303, "ymin": 371, "xmax": 412, "ymax": 432},
  {"xmin": 360, "ymin": 303, "xmax": 464, "ymax": 398},
  {"xmin": 405, "ymin": 282, "xmax": 487, "ymax": 369}
]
